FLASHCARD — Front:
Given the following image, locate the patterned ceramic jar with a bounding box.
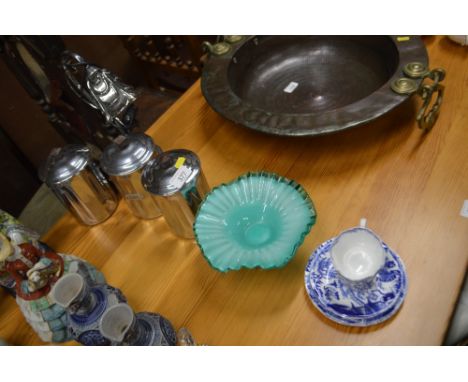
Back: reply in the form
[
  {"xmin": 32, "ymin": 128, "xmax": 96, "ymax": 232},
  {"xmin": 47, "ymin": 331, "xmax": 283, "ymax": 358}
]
[
  {"xmin": 51, "ymin": 273, "xmax": 126, "ymax": 345},
  {"xmin": 99, "ymin": 303, "xmax": 177, "ymax": 346}
]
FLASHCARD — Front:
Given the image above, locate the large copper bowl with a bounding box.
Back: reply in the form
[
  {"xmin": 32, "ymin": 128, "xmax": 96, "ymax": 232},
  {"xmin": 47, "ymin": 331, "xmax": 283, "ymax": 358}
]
[{"xmin": 201, "ymin": 36, "xmax": 429, "ymax": 136}]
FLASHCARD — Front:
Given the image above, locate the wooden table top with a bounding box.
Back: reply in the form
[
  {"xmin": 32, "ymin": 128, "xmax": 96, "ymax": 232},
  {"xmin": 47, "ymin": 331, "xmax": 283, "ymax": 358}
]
[{"xmin": 1, "ymin": 36, "xmax": 467, "ymax": 345}]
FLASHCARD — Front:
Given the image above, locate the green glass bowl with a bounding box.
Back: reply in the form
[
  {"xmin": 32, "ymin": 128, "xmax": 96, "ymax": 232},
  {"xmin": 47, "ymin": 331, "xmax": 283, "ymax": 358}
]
[{"xmin": 194, "ymin": 172, "xmax": 317, "ymax": 272}]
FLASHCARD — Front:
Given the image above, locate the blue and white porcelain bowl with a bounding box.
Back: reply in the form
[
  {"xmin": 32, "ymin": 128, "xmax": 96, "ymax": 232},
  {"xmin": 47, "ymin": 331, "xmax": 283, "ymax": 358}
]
[{"xmin": 304, "ymin": 238, "xmax": 407, "ymax": 327}]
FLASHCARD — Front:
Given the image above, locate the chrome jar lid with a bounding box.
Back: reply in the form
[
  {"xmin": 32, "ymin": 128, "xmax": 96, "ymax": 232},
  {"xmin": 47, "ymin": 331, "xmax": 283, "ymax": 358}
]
[
  {"xmin": 100, "ymin": 133, "xmax": 161, "ymax": 176},
  {"xmin": 41, "ymin": 145, "xmax": 90, "ymax": 185},
  {"xmin": 141, "ymin": 149, "xmax": 201, "ymax": 196}
]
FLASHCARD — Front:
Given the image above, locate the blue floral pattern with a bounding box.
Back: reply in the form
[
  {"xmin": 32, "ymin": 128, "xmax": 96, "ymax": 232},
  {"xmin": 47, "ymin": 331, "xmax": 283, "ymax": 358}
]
[
  {"xmin": 78, "ymin": 330, "xmax": 111, "ymax": 346},
  {"xmin": 304, "ymin": 238, "xmax": 408, "ymax": 326},
  {"xmin": 68, "ymin": 284, "xmax": 127, "ymax": 345}
]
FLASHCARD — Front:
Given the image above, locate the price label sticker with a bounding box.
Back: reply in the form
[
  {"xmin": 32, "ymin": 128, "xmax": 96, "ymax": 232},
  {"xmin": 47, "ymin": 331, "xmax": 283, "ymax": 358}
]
[
  {"xmin": 283, "ymin": 81, "xmax": 298, "ymax": 93},
  {"xmin": 169, "ymin": 165, "xmax": 192, "ymax": 189},
  {"xmin": 397, "ymin": 36, "xmax": 410, "ymax": 42},
  {"xmin": 460, "ymin": 200, "xmax": 468, "ymax": 218},
  {"xmin": 175, "ymin": 157, "xmax": 186, "ymax": 169}
]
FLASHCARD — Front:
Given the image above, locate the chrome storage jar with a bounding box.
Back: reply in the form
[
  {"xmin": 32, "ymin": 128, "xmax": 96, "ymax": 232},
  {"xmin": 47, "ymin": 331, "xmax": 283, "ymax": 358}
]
[
  {"xmin": 41, "ymin": 145, "xmax": 119, "ymax": 226},
  {"xmin": 141, "ymin": 149, "xmax": 209, "ymax": 239},
  {"xmin": 100, "ymin": 133, "xmax": 162, "ymax": 219}
]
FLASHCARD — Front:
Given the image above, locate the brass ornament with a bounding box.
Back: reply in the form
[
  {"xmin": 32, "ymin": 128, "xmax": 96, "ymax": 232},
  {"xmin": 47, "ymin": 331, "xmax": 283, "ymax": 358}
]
[
  {"xmin": 416, "ymin": 69, "xmax": 446, "ymax": 132},
  {"xmin": 202, "ymin": 41, "xmax": 231, "ymax": 56},
  {"xmin": 403, "ymin": 62, "xmax": 429, "ymax": 78},
  {"xmin": 224, "ymin": 35, "xmax": 244, "ymax": 44},
  {"xmin": 391, "ymin": 67, "xmax": 446, "ymax": 132},
  {"xmin": 391, "ymin": 78, "xmax": 419, "ymax": 94}
]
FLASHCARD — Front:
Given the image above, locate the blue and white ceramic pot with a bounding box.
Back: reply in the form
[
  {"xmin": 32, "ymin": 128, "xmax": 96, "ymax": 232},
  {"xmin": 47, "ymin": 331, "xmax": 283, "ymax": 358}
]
[
  {"xmin": 99, "ymin": 303, "xmax": 177, "ymax": 346},
  {"xmin": 51, "ymin": 273, "xmax": 125, "ymax": 345}
]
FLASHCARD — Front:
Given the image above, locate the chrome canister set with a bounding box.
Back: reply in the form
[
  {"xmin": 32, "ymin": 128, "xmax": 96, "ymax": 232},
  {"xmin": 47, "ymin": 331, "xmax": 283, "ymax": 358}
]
[{"xmin": 41, "ymin": 133, "xmax": 208, "ymax": 240}]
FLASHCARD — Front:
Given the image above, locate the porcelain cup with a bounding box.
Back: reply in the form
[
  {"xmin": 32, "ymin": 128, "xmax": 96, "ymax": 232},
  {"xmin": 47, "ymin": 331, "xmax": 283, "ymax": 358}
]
[
  {"xmin": 330, "ymin": 219, "xmax": 386, "ymax": 284},
  {"xmin": 50, "ymin": 273, "xmax": 86, "ymax": 308},
  {"xmin": 99, "ymin": 303, "xmax": 134, "ymax": 343}
]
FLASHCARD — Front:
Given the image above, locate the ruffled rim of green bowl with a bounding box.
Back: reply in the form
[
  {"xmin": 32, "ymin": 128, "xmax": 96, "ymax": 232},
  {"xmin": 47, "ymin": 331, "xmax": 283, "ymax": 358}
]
[{"xmin": 193, "ymin": 171, "xmax": 317, "ymax": 272}]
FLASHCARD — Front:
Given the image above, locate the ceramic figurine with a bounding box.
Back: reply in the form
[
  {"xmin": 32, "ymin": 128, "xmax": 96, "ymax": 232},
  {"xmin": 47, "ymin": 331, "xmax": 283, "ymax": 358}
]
[
  {"xmin": 0, "ymin": 209, "xmax": 105, "ymax": 342},
  {"xmin": 99, "ymin": 303, "xmax": 177, "ymax": 346},
  {"xmin": 0, "ymin": 232, "xmax": 15, "ymax": 294},
  {"xmin": 50, "ymin": 273, "xmax": 126, "ymax": 345}
]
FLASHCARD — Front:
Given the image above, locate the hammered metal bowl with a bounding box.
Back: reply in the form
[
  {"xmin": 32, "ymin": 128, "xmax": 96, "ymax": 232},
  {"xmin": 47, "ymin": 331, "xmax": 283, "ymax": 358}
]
[{"xmin": 201, "ymin": 36, "xmax": 430, "ymax": 136}]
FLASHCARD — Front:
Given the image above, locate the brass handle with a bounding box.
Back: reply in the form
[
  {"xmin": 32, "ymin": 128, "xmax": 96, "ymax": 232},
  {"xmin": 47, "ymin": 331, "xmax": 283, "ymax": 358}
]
[
  {"xmin": 202, "ymin": 41, "xmax": 231, "ymax": 56},
  {"xmin": 202, "ymin": 36, "xmax": 244, "ymax": 57},
  {"xmin": 391, "ymin": 63, "xmax": 446, "ymax": 132},
  {"xmin": 415, "ymin": 68, "xmax": 445, "ymax": 132}
]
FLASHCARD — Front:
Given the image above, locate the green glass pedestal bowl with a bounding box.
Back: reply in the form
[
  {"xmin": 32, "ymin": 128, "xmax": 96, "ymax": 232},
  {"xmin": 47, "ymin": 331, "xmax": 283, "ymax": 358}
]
[{"xmin": 194, "ymin": 172, "xmax": 317, "ymax": 272}]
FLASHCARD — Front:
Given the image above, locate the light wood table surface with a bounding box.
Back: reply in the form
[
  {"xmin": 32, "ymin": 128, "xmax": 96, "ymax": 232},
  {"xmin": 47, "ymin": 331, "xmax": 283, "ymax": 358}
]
[{"xmin": 1, "ymin": 36, "xmax": 467, "ymax": 345}]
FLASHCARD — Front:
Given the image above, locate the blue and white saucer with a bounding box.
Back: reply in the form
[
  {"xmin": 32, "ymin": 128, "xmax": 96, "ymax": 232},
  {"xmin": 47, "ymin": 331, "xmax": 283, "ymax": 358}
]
[{"xmin": 304, "ymin": 238, "xmax": 408, "ymax": 327}]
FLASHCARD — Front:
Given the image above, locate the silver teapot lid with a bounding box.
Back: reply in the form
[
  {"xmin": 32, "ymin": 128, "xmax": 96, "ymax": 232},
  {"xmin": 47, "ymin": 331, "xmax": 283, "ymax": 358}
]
[
  {"xmin": 100, "ymin": 133, "xmax": 161, "ymax": 176},
  {"xmin": 141, "ymin": 149, "xmax": 200, "ymax": 196},
  {"xmin": 41, "ymin": 145, "xmax": 90, "ymax": 185}
]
